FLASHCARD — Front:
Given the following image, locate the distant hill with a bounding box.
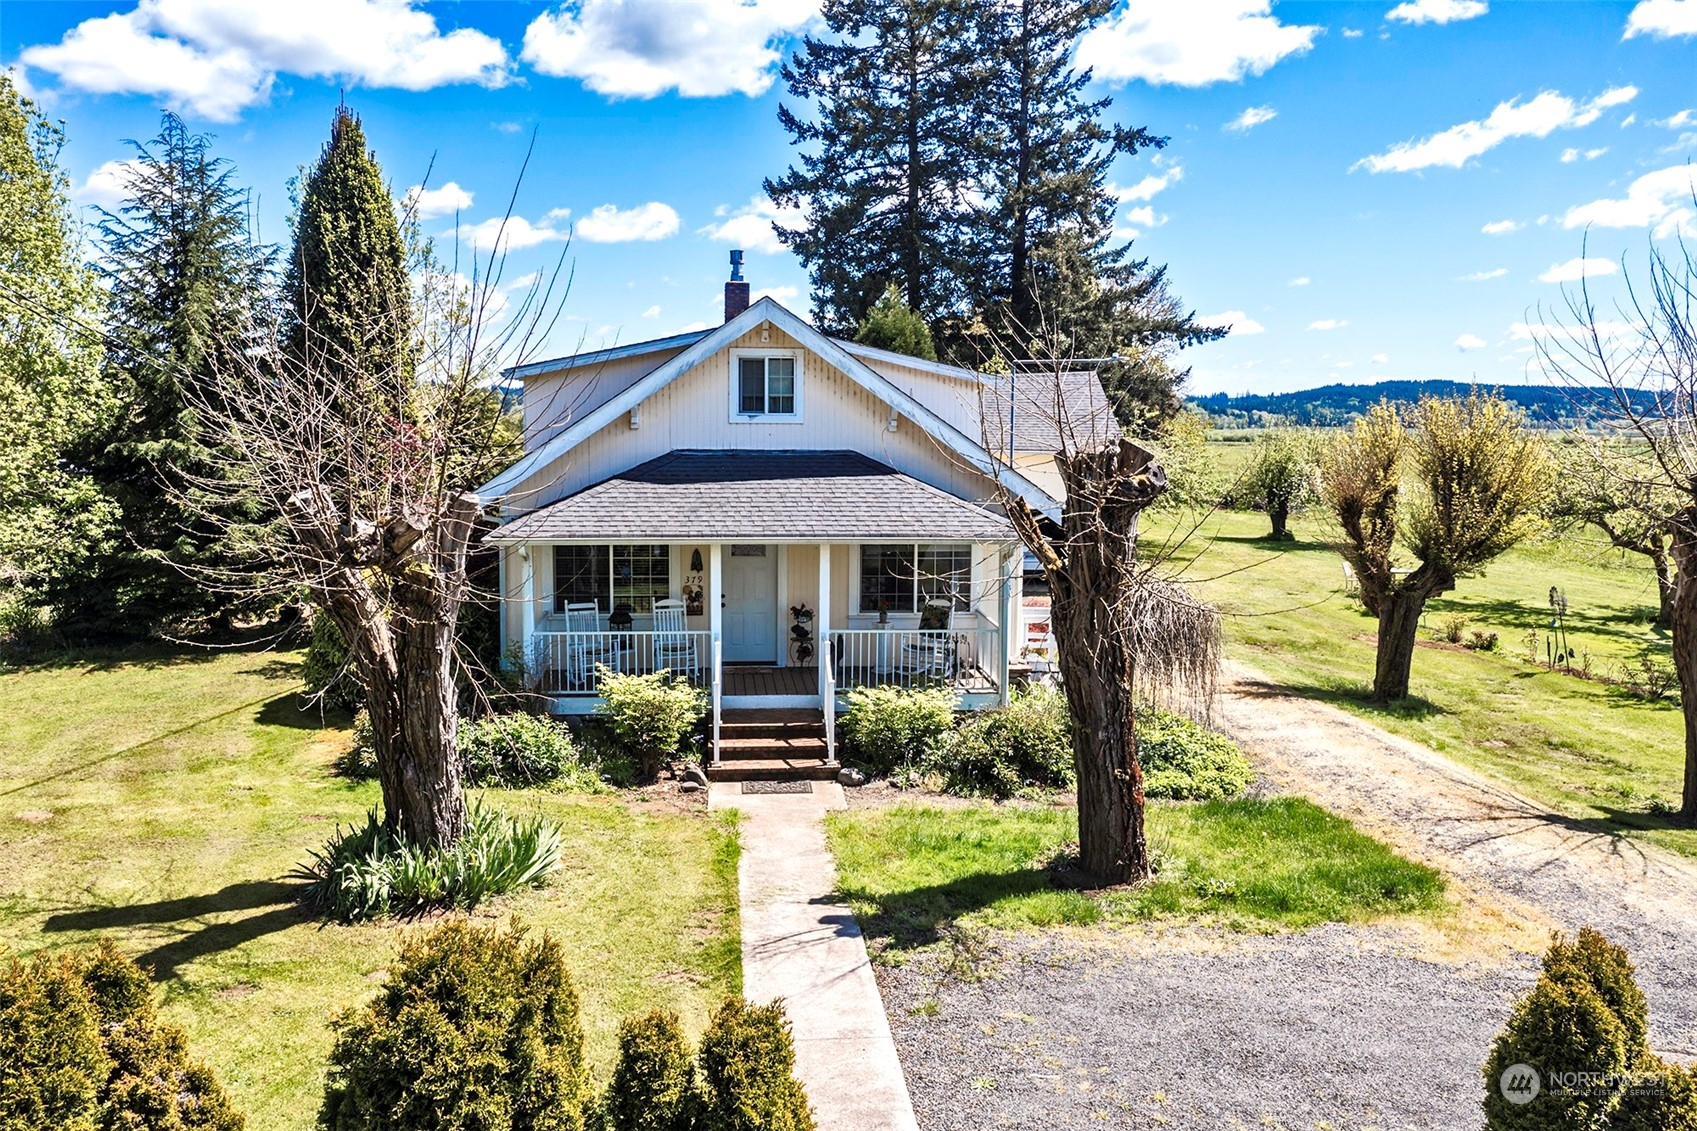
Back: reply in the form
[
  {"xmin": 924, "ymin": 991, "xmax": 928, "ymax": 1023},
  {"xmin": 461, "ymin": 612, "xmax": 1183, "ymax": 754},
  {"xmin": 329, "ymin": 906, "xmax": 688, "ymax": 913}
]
[{"xmin": 1190, "ymin": 379, "xmax": 1646, "ymax": 428}]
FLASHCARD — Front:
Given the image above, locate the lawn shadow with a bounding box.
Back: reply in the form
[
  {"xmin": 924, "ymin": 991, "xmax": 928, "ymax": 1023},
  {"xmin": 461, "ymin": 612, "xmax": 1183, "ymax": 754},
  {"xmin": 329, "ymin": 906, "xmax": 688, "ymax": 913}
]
[
  {"xmin": 1208, "ymin": 532, "xmax": 1335, "ymax": 553},
  {"xmin": 839, "ymin": 868, "xmax": 1057, "ymax": 952},
  {"xmin": 1233, "ymin": 676, "xmax": 1446, "ymax": 721},
  {"xmin": 256, "ymin": 694, "xmax": 354, "ymax": 732},
  {"xmin": 42, "ymin": 880, "xmax": 305, "ymax": 982}
]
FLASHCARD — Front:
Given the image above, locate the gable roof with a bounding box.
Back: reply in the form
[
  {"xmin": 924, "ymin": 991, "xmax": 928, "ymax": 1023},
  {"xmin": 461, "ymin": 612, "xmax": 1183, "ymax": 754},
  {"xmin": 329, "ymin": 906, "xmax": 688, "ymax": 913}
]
[
  {"xmin": 487, "ymin": 450, "xmax": 1017, "ymax": 543},
  {"xmin": 503, "ymin": 329, "xmax": 709, "ymax": 381},
  {"xmin": 982, "ymin": 369, "xmax": 1119, "ymax": 455},
  {"xmin": 478, "ymin": 296, "xmax": 1061, "ymax": 519}
]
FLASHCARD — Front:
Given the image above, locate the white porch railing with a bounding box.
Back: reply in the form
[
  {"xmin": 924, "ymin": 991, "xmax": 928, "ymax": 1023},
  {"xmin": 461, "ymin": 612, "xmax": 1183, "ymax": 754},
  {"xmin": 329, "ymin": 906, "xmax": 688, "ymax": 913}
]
[
  {"xmin": 530, "ymin": 630, "xmax": 713, "ymax": 696},
  {"xmin": 822, "ymin": 643, "xmax": 838, "ymax": 765},
  {"xmin": 832, "ymin": 628, "xmax": 1001, "ymax": 695},
  {"xmin": 710, "ymin": 637, "xmax": 723, "ymax": 766}
]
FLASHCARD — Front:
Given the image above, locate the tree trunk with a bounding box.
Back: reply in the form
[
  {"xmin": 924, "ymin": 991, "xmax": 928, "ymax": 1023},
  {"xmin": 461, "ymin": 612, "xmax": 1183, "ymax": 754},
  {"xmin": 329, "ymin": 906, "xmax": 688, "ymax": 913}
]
[
  {"xmin": 1668, "ymin": 517, "xmax": 1697, "ymax": 824},
  {"xmin": 1372, "ymin": 589, "xmax": 1429, "ymax": 703},
  {"xmin": 363, "ymin": 611, "xmax": 467, "ymax": 850},
  {"xmin": 1268, "ymin": 499, "xmax": 1290, "ymax": 540}
]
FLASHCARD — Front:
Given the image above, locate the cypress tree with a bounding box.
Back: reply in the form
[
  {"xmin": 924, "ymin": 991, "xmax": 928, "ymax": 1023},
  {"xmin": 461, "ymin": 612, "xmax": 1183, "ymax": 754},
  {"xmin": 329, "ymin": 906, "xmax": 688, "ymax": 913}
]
[
  {"xmin": 0, "ymin": 74, "xmax": 117, "ymax": 629},
  {"xmin": 766, "ymin": 0, "xmax": 982, "ymax": 335},
  {"xmin": 854, "ymin": 283, "xmax": 937, "ymax": 359},
  {"xmin": 284, "ymin": 105, "xmax": 412, "ymax": 403},
  {"xmin": 50, "ymin": 113, "xmax": 273, "ymax": 637}
]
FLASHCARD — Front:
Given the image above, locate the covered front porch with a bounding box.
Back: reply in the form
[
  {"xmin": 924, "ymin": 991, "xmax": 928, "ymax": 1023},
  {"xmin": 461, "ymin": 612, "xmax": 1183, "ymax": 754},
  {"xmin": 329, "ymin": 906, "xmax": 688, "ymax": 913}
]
[{"xmin": 489, "ymin": 451, "xmax": 1025, "ymax": 766}]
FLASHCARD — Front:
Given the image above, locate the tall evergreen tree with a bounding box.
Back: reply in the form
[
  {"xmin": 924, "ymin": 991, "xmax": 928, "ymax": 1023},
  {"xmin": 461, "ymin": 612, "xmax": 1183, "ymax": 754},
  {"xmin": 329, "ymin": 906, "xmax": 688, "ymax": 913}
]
[
  {"xmin": 49, "ymin": 113, "xmax": 274, "ymax": 637},
  {"xmin": 767, "ymin": 0, "xmax": 982, "ymax": 335},
  {"xmin": 284, "ymin": 106, "xmax": 413, "ymax": 402},
  {"xmin": 0, "ymin": 74, "xmax": 116, "ymax": 626}
]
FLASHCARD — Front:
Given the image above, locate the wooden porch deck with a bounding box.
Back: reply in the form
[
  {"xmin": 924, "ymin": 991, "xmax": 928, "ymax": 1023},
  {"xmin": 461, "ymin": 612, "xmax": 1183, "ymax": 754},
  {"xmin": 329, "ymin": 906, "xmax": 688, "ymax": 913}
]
[{"xmin": 724, "ymin": 666, "xmax": 817, "ymax": 696}]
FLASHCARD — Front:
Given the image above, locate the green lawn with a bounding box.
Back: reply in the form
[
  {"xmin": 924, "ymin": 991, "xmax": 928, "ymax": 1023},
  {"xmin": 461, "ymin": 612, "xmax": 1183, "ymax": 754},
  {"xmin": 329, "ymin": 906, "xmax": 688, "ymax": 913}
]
[
  {"xmin": 1150, "ymin": 490, "xmax": 1693, "ymax": 856},
  {"xmin": 0, "ymin": 648, "xmax": 740, "ymax": 1131},
  {"xmin": 827, "ymin": 799, "xmax": 1445, "ymax": 953}
]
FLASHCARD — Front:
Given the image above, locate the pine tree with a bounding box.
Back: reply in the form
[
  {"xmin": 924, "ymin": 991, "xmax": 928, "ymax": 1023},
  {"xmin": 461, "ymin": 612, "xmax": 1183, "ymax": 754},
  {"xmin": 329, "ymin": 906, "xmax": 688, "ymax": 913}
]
[
  {"xmin": 767, "ymin": 0, "xmax": 982, "ymax": 335},
  {"xmin": 0, "ymin": 74, "xmax": 117, "ymax": 628},
  {"xmin": 854, "ymin": 284, "xmax": 937, "ymax": 359},
  {"xmin": 50, "ymin": 113, "xmax": 274, "ymax": 637},
  {"xmin": 284, "ymin": 105, "xmax": 412, "ymax": 401}
]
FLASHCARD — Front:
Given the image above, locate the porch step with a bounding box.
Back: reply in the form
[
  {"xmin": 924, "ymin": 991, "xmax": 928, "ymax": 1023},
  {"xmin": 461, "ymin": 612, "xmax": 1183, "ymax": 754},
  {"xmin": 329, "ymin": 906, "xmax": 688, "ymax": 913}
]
[
  {"xmin": 718, "ymin": 708, "xmax": 827, "ymax": 742},
  {"xmin": 707, "ymin": 758, "xmax": 839, "ymax": 782},
  {"xmin": 717, "ymin": 736, "xmax": 829, "ymax": 760}
]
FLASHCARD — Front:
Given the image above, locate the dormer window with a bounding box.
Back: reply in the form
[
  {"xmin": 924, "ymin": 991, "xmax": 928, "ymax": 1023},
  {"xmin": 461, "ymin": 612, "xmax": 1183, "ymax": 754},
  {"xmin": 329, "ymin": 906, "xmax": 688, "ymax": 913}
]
[{"xmin": 731, "ymin": 350, "xmax": 801, "ymax": 421}]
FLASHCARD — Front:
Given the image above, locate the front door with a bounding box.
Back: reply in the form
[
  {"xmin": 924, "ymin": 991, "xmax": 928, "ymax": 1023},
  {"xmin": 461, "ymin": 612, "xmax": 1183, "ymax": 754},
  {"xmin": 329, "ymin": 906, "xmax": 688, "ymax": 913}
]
[{"xmin": 723, "ymin": 545, "xmax": 777, "ymax": 662}]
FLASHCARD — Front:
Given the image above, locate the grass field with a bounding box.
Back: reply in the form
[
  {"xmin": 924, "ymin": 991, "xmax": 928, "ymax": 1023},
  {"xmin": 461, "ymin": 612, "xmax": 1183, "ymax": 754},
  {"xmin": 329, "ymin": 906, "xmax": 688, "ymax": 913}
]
[
  {"xmin": 1150, "ymin": 454, "xmax": 1692, "ymax": 857},
  {"xmin": 0, "ymin": 648, "xmax": 740, "ymax": 1131},
  {"xmin": 827, "ymin": 799, "xmax": 1445, "ymax": 954}
]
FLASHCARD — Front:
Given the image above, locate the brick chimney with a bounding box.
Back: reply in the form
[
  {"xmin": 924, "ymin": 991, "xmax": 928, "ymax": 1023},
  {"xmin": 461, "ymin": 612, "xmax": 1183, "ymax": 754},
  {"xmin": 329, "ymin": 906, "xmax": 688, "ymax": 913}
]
[{"xmin": 724, "ymin": 249, "xmax": 750, "ymax": 322}]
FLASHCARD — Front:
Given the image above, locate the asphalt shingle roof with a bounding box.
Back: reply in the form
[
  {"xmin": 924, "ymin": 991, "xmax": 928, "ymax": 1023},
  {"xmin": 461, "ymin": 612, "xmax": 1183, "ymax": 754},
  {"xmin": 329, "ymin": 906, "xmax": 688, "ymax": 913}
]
[
  {"xmin": 982, "ymin": 370, "xmax": 1119, "ymax": 454},
  {"xmin": 488, "ymin": 450, "xmax": 1017, "ymax": 543}
]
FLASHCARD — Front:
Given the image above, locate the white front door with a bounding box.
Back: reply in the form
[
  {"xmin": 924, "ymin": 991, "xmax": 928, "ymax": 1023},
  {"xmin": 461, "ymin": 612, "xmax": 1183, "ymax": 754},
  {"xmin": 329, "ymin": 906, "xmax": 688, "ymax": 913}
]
[{"xmin": 723, "ymin": 545, "xmax": 777, "ymax": 662}]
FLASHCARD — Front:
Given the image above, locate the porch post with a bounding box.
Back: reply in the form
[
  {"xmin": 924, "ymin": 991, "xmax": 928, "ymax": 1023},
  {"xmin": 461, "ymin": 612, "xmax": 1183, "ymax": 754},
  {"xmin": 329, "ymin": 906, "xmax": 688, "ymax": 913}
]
[
  {"xmin": 520, "ymin": 545, "xmax": 537, "ymax": 654},
  {"xmin": 708, "ymin": 543, "xmax": 723, "ymax": 651},
  {"xmin": 817, "ymin": 543, "xmax": 831, "ymax": 700},
  {"xmin": 999, "ymin": 545, "xmax": 1015, "ymax": 706}
]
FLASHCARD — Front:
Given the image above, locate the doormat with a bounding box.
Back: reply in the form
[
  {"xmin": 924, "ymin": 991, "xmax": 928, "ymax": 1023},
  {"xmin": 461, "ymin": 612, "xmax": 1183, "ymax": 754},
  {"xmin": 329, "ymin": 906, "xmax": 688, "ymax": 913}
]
[{"xmin": 741, "ymin": 780, "xmax": 814, "ymax": 795}]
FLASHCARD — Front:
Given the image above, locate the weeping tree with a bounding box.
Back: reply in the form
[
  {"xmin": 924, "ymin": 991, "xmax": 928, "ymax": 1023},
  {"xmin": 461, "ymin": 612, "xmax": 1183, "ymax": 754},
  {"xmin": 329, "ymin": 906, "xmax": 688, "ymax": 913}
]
[
  {"xmin": 1241, "ymin": 428, "xmax": 1322, "ymax": 540},
  {"xmin": 177, "ymin": 108, "xmax": 555, "ymax": 850},
  {"xmin": 1537, "ymin": 234, "xmax": 1697, "ymax": 822},
  {"xmin": 1321, "ymin": 395, "xmax": 1551, "ymax": 703},
  {"xmin": 990, "ymin": 336, "xmax": 1220, "ymax": 885}
]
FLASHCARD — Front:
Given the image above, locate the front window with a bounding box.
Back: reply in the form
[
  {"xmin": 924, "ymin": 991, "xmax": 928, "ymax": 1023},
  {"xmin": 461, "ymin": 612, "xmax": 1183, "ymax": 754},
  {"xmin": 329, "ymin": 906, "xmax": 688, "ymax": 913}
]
[
  {"xmin": 553, "ymin": 545, "xmax": 670, "ymax": 614},
  {"xmin": 858, "ymin": 544, "xmax": 972, "ymax": 613},
  {"xmin": 735, "ymin": 355, "xmax": 797, "ymax": 416}
]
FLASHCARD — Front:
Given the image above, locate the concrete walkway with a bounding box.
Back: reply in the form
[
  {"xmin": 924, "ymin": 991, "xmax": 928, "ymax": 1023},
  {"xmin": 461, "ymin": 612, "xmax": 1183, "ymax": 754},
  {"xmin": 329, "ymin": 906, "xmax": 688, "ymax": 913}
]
[{"xmin": 710, "ymin": 781, "xmax": 920, "ymax": 1131}]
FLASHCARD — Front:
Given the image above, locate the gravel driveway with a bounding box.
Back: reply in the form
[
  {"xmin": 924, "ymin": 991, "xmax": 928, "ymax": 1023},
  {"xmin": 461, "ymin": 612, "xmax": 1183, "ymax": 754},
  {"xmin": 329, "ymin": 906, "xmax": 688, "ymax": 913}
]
[{"xmin": 873, "ymin": 662, "xmax": 1697, "ymax": 1130}]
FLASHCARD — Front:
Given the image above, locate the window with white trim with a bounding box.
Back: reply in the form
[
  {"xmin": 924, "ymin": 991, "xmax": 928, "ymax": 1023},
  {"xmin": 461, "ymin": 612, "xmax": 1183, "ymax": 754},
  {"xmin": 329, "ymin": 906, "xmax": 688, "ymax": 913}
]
[
  {"xmin": 732, "ymin": 353, "xmax": 798, "ymax": 418},
  {"xmin": 553, "ymin": 545, "xmax": 670, "ymax": 614},
  {"xmin": 857, "ymin": 544, "xmax": 972, "ymax": 613}
]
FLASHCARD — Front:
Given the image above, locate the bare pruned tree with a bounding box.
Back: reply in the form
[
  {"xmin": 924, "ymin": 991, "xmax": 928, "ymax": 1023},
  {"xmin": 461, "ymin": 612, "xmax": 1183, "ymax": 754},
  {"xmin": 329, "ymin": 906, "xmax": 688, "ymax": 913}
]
[
  {"xmin": 1537, "ymin": 227, "xmax": 1697, "ymax": 822},
  {"xmin": 982, "ymin": 320, "xmax": 1220, "ymax": 885}
]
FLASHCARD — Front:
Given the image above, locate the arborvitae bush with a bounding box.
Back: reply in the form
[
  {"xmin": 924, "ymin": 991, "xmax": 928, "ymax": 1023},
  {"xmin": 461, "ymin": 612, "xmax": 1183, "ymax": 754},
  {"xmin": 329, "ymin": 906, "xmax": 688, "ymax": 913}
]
[
  {"xmin": 320, "ymin": 920, "xmax": 587, "ymax": 1131},
  {"xmin": 697, "ymin": 998, "xmax": 813, "ymax": 1131},
  {"xmin": 1611, "ymin": 1059, "xmax": 1697, "ymax": 1130},
  {"xmin": 0, "ymin": 942, "xmax": 244, "ymax": 1131},
  {"xmin": 0, "ymin": 951, "xmax": 104, "ymax": 1131},
  {"xmin": 604, "ymin": 1010, "xmax": 699, "ymax": 1131},
  {"xmin": 1542, "ymin": 928, "xmax": 1649, "ymax": 1058}
]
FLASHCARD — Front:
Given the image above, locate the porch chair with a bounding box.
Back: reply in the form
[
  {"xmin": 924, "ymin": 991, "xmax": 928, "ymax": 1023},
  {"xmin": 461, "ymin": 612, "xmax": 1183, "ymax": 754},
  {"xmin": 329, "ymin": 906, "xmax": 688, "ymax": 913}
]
[
  {"xmin": 652, "ymin": 598, "xmax": 701, "ymax": 682},
  {"xmin": 564, "ymin": 602, "xmax": 619, "ymax": 691},
  {"xmin": 899, "ymin": 598, "xmax": 957, "ymax": 681}
]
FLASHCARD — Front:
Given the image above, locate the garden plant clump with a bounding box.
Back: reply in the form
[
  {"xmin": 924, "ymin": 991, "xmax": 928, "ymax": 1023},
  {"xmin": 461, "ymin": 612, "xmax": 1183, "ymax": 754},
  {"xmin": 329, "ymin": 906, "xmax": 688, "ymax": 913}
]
[
  {"xmin": 297, "ymin": 799, "xmax": 561, "ymax": 922},
  {"xmin": 595, "ymin": 667, "xmax": 709, "ymax": 782},
  {"xmin": 458, "ymin": 712, "xmax": 606, "ymax": 790},
  {"xmin": 1137, "ymin": 707, "xmax": 1255, "ymax": 801}
]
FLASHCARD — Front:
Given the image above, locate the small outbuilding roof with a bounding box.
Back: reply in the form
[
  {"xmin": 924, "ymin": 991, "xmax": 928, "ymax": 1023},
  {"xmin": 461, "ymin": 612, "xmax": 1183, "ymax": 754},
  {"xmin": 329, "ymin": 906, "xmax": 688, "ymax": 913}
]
[{"xmin": 487, "ymin": 450, "xmax": 1018, "ymax": 543}]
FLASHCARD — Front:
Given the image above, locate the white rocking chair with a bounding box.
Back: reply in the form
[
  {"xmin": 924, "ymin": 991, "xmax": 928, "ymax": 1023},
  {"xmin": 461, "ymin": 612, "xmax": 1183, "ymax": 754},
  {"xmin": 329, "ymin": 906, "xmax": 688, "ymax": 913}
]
[
  {"xmin": 564, "ymin": 602, "xmax": 619, "ymax": 690},
  {"xmin": 899, "ymin": 598, "xmax": 956, "ymax": 680},
  {"xmin": 652, "ymin": 598, "xmax": 700, "ymax": 680}
]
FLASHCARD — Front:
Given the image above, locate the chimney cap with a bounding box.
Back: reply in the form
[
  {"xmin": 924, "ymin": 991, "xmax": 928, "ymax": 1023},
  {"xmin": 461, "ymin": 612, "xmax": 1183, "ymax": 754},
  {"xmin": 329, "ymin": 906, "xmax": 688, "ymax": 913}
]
[{"xmin": 729, "ymin": 249, "xmax": 744, "ymax": 282}]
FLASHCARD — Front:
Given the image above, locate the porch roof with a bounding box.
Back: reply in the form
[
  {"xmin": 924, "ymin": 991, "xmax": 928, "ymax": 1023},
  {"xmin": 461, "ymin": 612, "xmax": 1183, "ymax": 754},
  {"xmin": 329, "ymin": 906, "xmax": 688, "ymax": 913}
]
[{"xmin": 486, "ymin": 450, "xmax": 1018, "ymax": 543}]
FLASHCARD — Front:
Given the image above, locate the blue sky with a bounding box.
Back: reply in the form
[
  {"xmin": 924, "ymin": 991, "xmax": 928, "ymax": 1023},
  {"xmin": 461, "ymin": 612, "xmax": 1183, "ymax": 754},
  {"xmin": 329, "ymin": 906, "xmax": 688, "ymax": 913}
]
[{"xmin": 4, "ymin": 0, "xmax": 1696, "ymax": 395}]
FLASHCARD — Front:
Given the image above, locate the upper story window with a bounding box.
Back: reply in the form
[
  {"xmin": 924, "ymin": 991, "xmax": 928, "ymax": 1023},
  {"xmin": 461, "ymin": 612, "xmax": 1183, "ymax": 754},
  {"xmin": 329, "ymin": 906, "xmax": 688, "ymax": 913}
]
[{"xmin": 732, "ymin": 351, "xmax": 800, "ymax": 420}]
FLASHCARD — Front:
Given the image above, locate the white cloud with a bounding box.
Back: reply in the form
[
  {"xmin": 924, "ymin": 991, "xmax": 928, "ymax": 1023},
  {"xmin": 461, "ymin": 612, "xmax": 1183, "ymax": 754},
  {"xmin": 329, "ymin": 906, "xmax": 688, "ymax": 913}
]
[
  {"xmin": 1625, "ymin": 0, "xmax": 1697, "ymax": 38},
  {"xmin": 1198, "ymin": 310, "xmax": 1265, "ymax": 335},
  {"xmin": 1342, "ymin": 27, "xmax": 1365, "ymax": 38},
  {"xmin": 1371, "ymin": 353, "xmax": 1389, "ymax": 364},
  {"xmin": 700, "ymin": 195, "xmax": 807, "ymax": 255},
  {"xmin": 1355, "ymin": 86, "xmax": 1638, "ymax": 173},
  {"xmin": 1386, "ymin": 0, "xmax": 1488, "ymax": 24},
  {"xmin": 1288, "ymin": 276, "xmax": 1311, "ymax": 286},
  {"xmin": 1659, "ymin": 109, "xmax": 1696, "ymax": 128},
  {"xmin": 1077, "ymin": 0, "xmax": 1321, "ymax": 88},
  {"xmin": 753, "ymin": 285, "xmax": 798, "ymax": 304},
  {"xmin": 493, "ymin": 120, "xmax": 523, "ymax": 134},
  {"xmin": 1225, "ymin": 105, "xmax": 1277, "ymax": 132},
  {"xmin": 1114, "ymin": 165, "xmax": 1184, "ymax": 202},
  {"xmin": 521, "ymin": 0, "xmax": 817, "ymax": 99},
  {"xmin": 76, "ymin": 159, "xmax": 138, "ymax": 207},
  {"xmin": 1481, "ymin": 219, "xmax": 1521, "ymax": 235},
  {"xmin": 18, "ymin": 0, "xmax": 510, "ymax": 121},
  {"xmin": 1454, "ymin": 333, "xmax": 1487, "ymax": 350},
  {"xmin": 1561, "ymin": 145, "xmax": 1610, "ymax": 162},
  {"xmin": 574, "ymin": 201, "xmax": 680, "ymax": 243},
  {"xmin": 1622, "ymin": 113, "xmax": 1638, "ymax": 127},
  {"xmin": 642, "ymin": 305, "xmax": 661, "ymax": 318},
  {"xmin": 404, "ymin": 181, "xmax": 473, "ymax": 220},
  {"xmin": 1460, "ymin": 267, "xmax": 1508, "ymax": 280},
  {"xmin": 1309, "ymin": 318, "xmax": 1348, "ymax": 330},
  {"xmin": 1560, "ymin": 147, "xmax": 1579, "ymax": 163},
  {"xmin": 1563, "ymin": 165, "xmax": 1697, "ymax": 236},
  {"xmin": 1538, "ymin": 256, "xmax": 1618, "ymax": 283},
  {"xmin": 1119, "ymin": 206, "xmax": 1164, "ymax": 232},
  {"xmin": 454, "ymin": 215, "xmax": 570, "ymax": 252}
]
